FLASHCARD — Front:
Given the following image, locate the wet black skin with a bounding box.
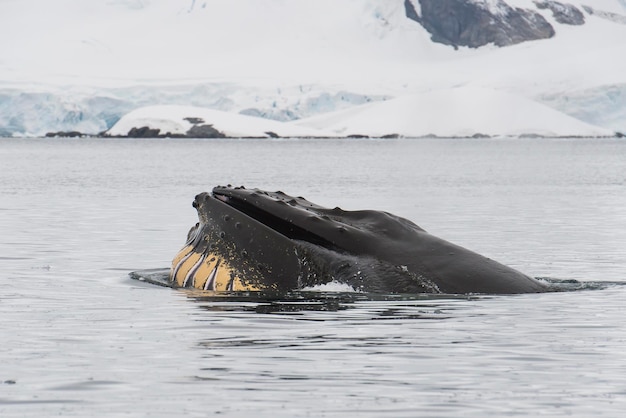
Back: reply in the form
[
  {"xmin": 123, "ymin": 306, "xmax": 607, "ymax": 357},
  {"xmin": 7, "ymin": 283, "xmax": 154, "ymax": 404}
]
[{"xmin": 189, "ymin": 185, "xmax": 548, "ymax": 294}]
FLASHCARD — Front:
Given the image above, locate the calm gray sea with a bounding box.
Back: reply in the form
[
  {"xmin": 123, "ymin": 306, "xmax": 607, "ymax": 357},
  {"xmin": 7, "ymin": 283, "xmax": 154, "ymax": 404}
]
[{"xmin": 1, "ymin": 137, "xmax": 626, "ymax": 417}]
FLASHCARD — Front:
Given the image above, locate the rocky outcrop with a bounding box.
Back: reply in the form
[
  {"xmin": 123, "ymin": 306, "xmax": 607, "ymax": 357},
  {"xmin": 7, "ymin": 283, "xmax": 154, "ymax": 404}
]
[
  {"xmin": 534, "ymin": 1, "xmax": 585, "ymax": 25},
  {"xmin": 183, "ymin": 117, "xmax": 205, "ymax": 124},
  {"xmin": 581, "ymin": 5, "xmax": 626, "ymax": 25},
  {"xmin": 127, "ymin": 126, "xmax": 162, "ymax": 138},
  {"xmin": 405, "ymin": 0, "xmax": 555, "ymax": 48},
  {"xmin": 404, "ymin": 0, "xmax": 420, "ymax": 23},
  {"xmin": 120, "ymin": 123, "xmax": 226, "ymax": 138},
  {"xmin": 186, "ymin": 124, "xmax": 226, "ymax": 138}
]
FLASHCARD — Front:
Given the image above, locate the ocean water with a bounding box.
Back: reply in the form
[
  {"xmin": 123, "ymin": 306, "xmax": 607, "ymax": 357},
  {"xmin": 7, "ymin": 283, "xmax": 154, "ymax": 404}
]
[{"xmin": 1, "ymin": 137, "xmax": 626, "ymax": 417}]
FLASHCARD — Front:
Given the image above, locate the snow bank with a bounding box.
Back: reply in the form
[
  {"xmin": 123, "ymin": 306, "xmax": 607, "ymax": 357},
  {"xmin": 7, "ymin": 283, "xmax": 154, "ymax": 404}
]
[
  {"xmin": 107, "ymin": 105, "xmax": 331, "ymax": 138},
  {"xmin": 295, "ymin": 87, "xmax": 613, "ymax": 137}
]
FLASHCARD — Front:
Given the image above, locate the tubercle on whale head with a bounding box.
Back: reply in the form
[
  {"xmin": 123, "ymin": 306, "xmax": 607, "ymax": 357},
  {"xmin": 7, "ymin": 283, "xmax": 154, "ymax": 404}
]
[{"xmin": 193, "ymin": 192, "xmax": 217, "ymax": 225}]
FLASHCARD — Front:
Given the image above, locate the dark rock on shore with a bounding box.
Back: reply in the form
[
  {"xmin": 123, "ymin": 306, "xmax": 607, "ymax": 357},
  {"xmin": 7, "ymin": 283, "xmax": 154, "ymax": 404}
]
[
  {"xmin": 45, "ymin": 131, "xmax": 88, "ymax": 138},
  {"xmin": 405, "ymin": 0, "xmax": 555, "ymax": 48},
  {"xmin": 186, "ymin": 124, "xmax": 226, "ymax": 138},
  {"xmin": 110, "ymin": 122, "xmax": 227, "ymax": 139},
  {"xmin": 471, "ymin": 133, "xmax": 491, "ymax": 139},
  {"xmin": 127, "ymin": 126, "xmax": 162, "ymax": 138}
]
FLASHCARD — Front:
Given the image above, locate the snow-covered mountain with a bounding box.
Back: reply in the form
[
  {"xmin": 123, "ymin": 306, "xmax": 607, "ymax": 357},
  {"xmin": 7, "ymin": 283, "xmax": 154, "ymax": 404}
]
[{"xmin": 0, "ymin": 0, "xmax": 625, "ymax": 137}]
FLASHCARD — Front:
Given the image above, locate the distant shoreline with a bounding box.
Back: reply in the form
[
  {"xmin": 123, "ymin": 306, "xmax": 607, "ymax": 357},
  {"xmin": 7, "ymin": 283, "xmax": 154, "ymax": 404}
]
[{"xmin": 32, "ymin": 131, "xmax": 626, "ymax": 140}]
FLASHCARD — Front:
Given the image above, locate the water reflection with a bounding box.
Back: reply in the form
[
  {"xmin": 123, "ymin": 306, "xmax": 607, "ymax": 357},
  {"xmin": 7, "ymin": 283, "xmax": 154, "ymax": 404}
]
[{"xmin": 186, "ymin": 288, "xmax": 486, "ymax": 317}]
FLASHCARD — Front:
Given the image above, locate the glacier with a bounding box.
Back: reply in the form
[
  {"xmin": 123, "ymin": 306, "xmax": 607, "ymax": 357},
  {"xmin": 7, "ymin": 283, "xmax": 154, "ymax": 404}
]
[
  {"xmin": 0, "ymin": 83, "xmax": 388, "ymax": 137},
  {"xmin": 0, "ymin": 0, "xmax": 625, "ymax": 137}
]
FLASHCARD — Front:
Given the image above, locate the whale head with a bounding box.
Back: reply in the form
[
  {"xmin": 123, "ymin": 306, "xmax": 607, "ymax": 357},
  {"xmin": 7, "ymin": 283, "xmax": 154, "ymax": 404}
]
[{"xmin": 169, "ymin": 185, "xmax": 547, "ymax": 294}]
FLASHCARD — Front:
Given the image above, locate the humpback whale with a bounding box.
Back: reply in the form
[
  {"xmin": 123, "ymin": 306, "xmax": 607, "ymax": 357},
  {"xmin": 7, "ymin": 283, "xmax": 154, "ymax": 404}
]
[{"xmin": 168, "ymin": 186, "xmax": 547, "ymax": 294}]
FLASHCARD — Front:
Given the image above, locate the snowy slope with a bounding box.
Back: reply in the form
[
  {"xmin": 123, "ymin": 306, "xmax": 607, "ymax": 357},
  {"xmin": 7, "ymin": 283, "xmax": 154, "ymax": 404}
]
[
  {"xmin": 295, "ymin": 87, "xmax": 612, "ymax": 137},
  {"xmin": 0, "ymin": 0, "xmax": 442, "ymax": 84},
  {"xmin": 0, "ymin": 0, "xmax": 625, "ymax": 137},
  {"xmin": 107, "ymin": 105, "xmax": 331, "ymax": 138}
]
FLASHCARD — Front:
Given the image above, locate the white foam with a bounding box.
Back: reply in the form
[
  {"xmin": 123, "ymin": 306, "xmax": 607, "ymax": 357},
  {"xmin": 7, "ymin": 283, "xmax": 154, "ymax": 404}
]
[{"xmin": 301, "ymin": 281, "xmax": 359, "ymax": 293}]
